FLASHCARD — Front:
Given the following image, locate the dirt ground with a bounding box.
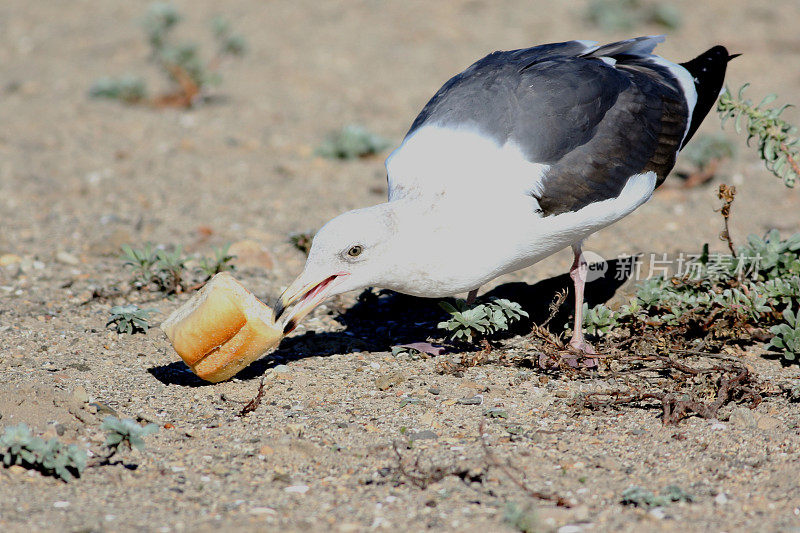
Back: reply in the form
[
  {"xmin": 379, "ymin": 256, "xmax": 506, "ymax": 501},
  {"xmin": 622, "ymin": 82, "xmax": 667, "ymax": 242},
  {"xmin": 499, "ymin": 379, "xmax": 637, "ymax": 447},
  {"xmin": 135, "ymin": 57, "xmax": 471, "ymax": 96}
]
[{"xmin": 2, "ymin": 1, "xmax": 800, "ymax": 532}]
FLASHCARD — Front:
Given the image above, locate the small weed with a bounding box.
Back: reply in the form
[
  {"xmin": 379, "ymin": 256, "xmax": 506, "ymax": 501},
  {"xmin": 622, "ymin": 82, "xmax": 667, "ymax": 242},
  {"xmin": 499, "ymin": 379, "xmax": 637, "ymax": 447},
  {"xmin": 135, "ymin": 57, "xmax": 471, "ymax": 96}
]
[
  {"xmin": 768, "ymin": 306, "xmax": 800, "ymax": 363},
  {"xmin": 121, "ymin": 243, "xmax": 158, "ymax": 286},
  {"xmin": 196, "ymin": 243, "xmax": 236, "ymax": 279},
  {"xmin": 122, "ymin": 243, "xmax": 236, "ymax": 294},
  {"xmin": 579, "ymin": 229, "xmax": 800, "ymax": 360},
  {"xmin": 681, "ymin": 133, "xmax": 737, "ymax": 170},
  {"xmin": 289, "ymin": 232, "xmax": 314, "ymax": 255},
  {"xmin": 121, "ymin": 243, "xmax": 193, "ymax": 294},
  {"xmin": 101, "ymin": 416, "xmax": 159, "ymax": 456},
  {"xmin": 107, "ymin": 305, "xmax": 157, "ymax": 335},
  {"xmin": 586, "ymin": 0, "xmax": 681, "ymax": 32},
  {"xmin": 316, "ymin": 125, "xmax": 391, "ymax": 160},
  {"xmin": 211, "ymin": 16, "xmax": 247, "ymax": 56},
  {"xmin": 483, "ymin": 407, "xmax": 509, "ymax": 419},
  {"xmin": 91, "ymin": 2, "xmax": 246, "ymax": 107},
  {"xmin": 621, "ymin": 485, "xmax": 694, "ymax": 507},
  {"xmin": 739, "ymin": 229, "xmax": 800, "ymax": 278},
  {"xmin": 438, "ymin": 298, "xmax": 528, "ymax": 343},
  {"xmin": 89, "ymin": 75, "xmax": 147, "ymax": 103},
  {"xmin": 502, "ymin": 502, "xmax": 537, "ymax": 533},
  {"xmin": 0, "ymin": 424, "xmax": 87, "ymax": 482},
  {"xmin": 583, "ymin": 302, "xmax": 618, "ymax": 336},
  {"xmin": 717, "ymin": 84, "xmax": 800, "ymax": 187},
  {"xmin": 152, "ymin": 246, "xmax": 188, "ymax": 294}
]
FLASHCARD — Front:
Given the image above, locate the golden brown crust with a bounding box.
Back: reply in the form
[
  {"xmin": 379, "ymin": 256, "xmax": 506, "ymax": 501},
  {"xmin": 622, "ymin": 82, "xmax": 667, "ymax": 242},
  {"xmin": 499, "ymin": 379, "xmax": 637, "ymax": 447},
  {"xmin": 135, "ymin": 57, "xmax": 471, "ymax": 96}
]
[
  {"xmin": 170, "ymin": 288, "xmax": 247, "ymax": 366},
  {"xmin": 160, "ymin": 272, "xmax": 283, "ymax": 382},
  {"xmin": 190, "ymin": 319, "xmax": 283, "ymax": 382}
]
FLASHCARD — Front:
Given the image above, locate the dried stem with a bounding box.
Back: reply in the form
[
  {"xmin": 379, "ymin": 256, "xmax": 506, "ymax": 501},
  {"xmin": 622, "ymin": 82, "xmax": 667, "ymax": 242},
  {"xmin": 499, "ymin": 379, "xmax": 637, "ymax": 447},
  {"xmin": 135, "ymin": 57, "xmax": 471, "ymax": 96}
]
[
  {"xmin": 479, "ymin": 420, "xmax": 571, "ymax": 507},
  {"xmin": 716, "ymin": 183, "xmax": 737, "ymax": 257},
  {"xmin": 238, "ymin": 379, "xmax": 267, "ymax": 417},
  {"xmin": 581, "ymin": 355, "xmax": 761, "ymax": 425}
]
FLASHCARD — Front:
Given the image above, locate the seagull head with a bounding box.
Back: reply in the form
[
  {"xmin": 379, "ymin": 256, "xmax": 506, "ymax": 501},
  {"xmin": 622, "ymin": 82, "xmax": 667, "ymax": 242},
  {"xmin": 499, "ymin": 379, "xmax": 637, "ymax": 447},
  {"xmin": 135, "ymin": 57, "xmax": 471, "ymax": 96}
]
[{"xmin": 275, "ymin": 204, "xmax": 400, "ymax": 333}]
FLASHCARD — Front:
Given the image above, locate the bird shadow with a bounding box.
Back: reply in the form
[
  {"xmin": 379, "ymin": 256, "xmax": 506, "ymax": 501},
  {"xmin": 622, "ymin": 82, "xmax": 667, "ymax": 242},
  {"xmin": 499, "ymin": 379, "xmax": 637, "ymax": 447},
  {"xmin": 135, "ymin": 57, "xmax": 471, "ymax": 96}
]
[{"xmin": 148, "ymin": 258, "xmax": 636, "ymax": 385}]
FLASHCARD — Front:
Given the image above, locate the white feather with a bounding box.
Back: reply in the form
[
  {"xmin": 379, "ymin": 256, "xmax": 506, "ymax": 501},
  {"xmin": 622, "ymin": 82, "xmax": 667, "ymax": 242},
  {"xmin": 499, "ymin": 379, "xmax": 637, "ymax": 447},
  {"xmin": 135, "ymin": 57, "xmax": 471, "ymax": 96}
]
[
  {"xmin": 376, "ymin": 171, "xmax": 657, "ymax": 297},
  {"xmin": 385, "ymin": 126, "xmax": 549, "ymax": 204}
]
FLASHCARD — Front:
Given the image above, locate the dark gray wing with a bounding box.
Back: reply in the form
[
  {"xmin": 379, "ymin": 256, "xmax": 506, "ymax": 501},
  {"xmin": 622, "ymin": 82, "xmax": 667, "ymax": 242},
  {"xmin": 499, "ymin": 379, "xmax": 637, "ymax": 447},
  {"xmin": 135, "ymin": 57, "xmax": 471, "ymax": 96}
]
[{"xmin": 406, "ymin": 37, "xmax": 689, "ymax": 216}]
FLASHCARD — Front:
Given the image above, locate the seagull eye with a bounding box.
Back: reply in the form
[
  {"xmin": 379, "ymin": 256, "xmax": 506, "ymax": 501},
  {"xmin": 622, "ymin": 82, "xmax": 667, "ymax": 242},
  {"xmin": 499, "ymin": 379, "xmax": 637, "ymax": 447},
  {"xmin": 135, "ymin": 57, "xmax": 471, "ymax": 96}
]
[{"xmin": 347, "ymin": 245, "xmax": 363, "ymax": 257}]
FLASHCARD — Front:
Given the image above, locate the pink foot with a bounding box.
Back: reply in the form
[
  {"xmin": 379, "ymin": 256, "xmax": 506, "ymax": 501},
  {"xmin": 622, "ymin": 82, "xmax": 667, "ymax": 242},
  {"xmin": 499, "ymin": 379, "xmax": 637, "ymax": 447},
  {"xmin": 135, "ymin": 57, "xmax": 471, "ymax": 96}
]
[
  {"xmin": 568, "ymin": 338, "xmax": 597, "ymax": 354},
  {"xmin": 567, "ymin": 338, "xmax": 599, "ymax": 368}
]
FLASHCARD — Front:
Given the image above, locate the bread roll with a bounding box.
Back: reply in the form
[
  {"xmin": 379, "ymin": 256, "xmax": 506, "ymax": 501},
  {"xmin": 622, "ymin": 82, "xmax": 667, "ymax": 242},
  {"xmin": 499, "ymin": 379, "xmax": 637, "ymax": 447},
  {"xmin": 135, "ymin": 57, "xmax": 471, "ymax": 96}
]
[{"xmin": 161, "ymin": 272, "xmax": 283, "ymax": 382}]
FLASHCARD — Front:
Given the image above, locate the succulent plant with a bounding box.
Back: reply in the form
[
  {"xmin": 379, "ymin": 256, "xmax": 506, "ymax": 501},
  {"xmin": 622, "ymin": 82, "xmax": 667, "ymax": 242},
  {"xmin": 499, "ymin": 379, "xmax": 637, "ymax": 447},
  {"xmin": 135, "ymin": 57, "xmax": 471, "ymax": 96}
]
[
  {"xmin": 107, "ymin": 305, "xmax": 157, "ymax": 335},
  {"xmin": 768, "ymin": 307, "xmax": 800, "ymax": 363},
  {"xmin": 438, "ymin": 298, "xmax": 529, "ymax": 343},
  {"xmin": 101, "ymin": 416, "xmax": 159, "ymax": 452},
  {"xmin": 0, "ymin": 424, "xmax": 87, "ymax": 482}
]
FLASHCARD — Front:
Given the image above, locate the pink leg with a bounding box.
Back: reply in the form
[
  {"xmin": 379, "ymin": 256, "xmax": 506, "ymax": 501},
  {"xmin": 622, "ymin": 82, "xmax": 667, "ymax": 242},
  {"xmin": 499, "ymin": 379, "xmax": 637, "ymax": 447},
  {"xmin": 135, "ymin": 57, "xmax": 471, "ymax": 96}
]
[
  {"xmin": 466, "ymin": 288, "xmax": 479, "ymax": 305},
  {"xmin": 568, "ymin": 244, "xmax": 596, "ymax": 355}
]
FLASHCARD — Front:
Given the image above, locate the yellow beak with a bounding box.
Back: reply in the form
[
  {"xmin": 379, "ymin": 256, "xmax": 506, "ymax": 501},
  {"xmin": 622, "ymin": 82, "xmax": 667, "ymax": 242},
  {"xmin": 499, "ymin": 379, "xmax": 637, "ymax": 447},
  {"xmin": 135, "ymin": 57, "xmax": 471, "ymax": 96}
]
[{"xmin": 274, "ymin": 273, "xmax": 345, "ymax": 334}]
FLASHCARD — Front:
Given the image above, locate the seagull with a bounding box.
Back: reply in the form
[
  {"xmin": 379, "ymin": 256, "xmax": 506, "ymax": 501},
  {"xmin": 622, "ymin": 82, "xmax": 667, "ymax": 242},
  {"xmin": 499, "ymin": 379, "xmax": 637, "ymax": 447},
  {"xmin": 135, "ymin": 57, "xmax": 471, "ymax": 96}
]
[{"xmin": 275, "ymin": 36, "xmax": 736, "ymax": 355}]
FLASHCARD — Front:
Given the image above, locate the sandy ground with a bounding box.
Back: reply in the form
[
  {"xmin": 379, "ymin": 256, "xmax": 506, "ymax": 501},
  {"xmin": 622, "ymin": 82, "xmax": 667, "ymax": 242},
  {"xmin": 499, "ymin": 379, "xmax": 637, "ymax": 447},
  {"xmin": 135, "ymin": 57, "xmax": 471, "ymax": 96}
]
[{"xmin": 1, "ymin": 1, "xmax": 800, "ymax": 531}]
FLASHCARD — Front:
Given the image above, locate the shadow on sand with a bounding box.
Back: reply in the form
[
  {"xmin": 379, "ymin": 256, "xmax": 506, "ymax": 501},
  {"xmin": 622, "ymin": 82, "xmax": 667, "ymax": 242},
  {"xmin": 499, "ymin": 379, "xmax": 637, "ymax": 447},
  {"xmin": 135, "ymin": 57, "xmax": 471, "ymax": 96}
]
[{"xmin": 149, "ymin": 258, "xmax": 635, "ymax": 386}]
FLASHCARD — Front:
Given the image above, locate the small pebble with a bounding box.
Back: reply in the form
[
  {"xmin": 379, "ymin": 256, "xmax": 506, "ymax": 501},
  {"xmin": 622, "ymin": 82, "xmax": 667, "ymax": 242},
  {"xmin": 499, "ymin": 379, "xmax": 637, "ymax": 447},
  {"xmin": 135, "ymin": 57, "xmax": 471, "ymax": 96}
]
[
  {"xmin": 284, "ymin": 485, "xmax": 310, "ymax": 494},
  {"xmin": 56, "ymin": 251, "xmax": 80, "ymax": 265},
  {"xmin": 72, "ymin": 385, "xmax": 89, "ymax": 404},
  {"xmin": 409, "ymin": 430, "xmax": 438, "ymax": 441},
  {"xmin": 53, "ymin": 501, "xmax": 70, "ymax": 509},
  {"xmin": 375, "ymin": 371, "xmax": 405, "ymax": 391},
  {"xmin": 427, "ymin": 387, "xmax": 441, "ymax": 395}
]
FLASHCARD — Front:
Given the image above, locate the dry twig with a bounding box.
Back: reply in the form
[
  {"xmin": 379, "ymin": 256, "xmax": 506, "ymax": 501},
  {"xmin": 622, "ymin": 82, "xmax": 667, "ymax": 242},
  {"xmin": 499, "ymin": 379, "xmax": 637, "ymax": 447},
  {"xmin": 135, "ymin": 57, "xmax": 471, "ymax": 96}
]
[
  {"xmin": 238, "ymin": 379, "xmax": 266, "ymax": 417},
  {"xmin": 391, "ymin": 441, "xmax": 466, "ymax": 489},
  {"xmin": 479, "ymin": 420, "xmax": 571, "ymax": 507},
  {"xmin": 581, "ymin": 355, "xmax": 761, "ymax": 425},
  {"xmin": 716, "ymin": 184, "xmax": 737, "ymax": 256}
]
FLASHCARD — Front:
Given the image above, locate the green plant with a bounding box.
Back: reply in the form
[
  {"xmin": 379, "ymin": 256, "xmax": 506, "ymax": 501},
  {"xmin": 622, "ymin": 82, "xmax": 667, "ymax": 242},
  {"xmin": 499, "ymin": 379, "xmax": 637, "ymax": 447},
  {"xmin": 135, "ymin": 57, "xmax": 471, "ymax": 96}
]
[
  {"xmin": 586, "ymin": 0, "xmax": 681, "ymax": 32},
  {"xmin": 107, "ymin": 304, "xmax": 157, "ymax": 334},
  {"xmin": 768, "ymin": 307, "xmax": 800, "ymax": 363},
  {"xmin": 196, "ymin": 243, "xmax": 236, "ymax": 279},
  {"xmin": 121, "ymin": 243, "xmax": 193, "ymax": 293},
  {"xmin": 89, "ymin": 75, "xmax": 148, "ymax": 103},
  {"xmin": 101, "ymin": 416, "xmax": 159, "ymax": 455},
  {"xmin": 289, "ymin": 232, "xmax": 314, "ymax": 255},
  {"xmin": 316, "ymin": 125, "xmax": 392, "ymax": 160},
  {"xmin": 121, "ymin": 243, "xmax": 158, "ymax": 285},
  {"xmin": 91, "ymin": 2, "xmax": 246, "ymax": 107},
  {"xmin": 211, "ymin": 16, "xmax": 247, "ymax": 56},
  {"xmin": 583, "ymin": 302, "xmax": 618, "ymax": 336},
  {"xmin": 503, "ymin": 502, "xmax": 537, "ymax": 533},
  {"xmin": 717, "ymin": 84, "xmax": 800, "ymax": 187},
  {"xmin": 579, "ymin": 230, "xmax": 799, "ymax": 361},
  {"xmin": 438, "ymin": 298, "xmax": 529, "ymax": 343},
  {"xmin": 681, "ymin": 133, "xmax": 737, "ymax": 169},
  {"xmin": 738, "ymin": 229, "xmax": 800, "ymax": 279},
  {"xmin": 621, "ymin": 485, "xmax": 694, "ymax": 507},
  {"xmin": 153, "ymin": 246, "xmax": 189, "ymax": 293},
  {"xmin": 0, "ymin": 424, "xmax": 87, "ymax": 482}
]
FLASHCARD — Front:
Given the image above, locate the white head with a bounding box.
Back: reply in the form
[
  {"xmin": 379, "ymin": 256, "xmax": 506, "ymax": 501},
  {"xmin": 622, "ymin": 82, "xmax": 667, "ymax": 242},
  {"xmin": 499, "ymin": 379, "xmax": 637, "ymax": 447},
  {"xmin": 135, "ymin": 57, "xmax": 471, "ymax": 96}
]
[{"xmin": 275, "ymin": 203, "xmax": 401, "ymax": 332}]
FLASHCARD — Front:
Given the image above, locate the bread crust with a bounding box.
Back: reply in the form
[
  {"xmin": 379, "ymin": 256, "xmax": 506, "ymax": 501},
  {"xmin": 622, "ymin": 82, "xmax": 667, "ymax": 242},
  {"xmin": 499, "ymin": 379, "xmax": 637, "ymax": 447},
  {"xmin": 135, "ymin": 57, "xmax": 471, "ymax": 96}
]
[{"xmin": 161, "ymin": 272, "xmax": 283, "ymax": 382}]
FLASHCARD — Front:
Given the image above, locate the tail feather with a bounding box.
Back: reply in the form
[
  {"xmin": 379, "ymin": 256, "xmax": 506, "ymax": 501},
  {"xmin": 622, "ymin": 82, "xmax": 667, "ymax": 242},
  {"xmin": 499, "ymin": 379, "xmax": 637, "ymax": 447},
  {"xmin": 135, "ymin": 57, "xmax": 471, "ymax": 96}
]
[
  {"xmin": 680, "ymin": 46, "xmax": 738, "ymax": 148},
  {"xmin": 583, "ymin": 35, "xmax": 666, "ymax": 58}
]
